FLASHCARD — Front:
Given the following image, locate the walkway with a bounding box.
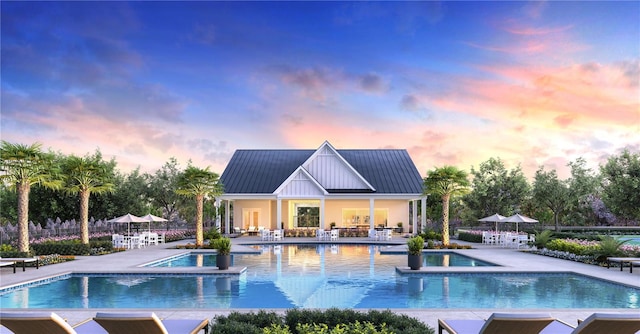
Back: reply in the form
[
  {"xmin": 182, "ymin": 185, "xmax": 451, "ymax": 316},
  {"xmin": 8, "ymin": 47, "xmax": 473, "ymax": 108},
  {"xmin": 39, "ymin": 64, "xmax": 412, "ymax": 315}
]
[{"xmin": 1, "ymin": 236, "xmax": 638, "ymax": 332}]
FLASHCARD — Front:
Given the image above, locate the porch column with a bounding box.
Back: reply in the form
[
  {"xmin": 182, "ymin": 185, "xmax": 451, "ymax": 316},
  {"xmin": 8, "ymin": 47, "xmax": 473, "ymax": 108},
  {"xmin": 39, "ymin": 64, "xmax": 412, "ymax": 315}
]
[
  {"xmin": 277, "ymin": 197, "xmax": 282, "ymax": 230},
  {"xmin": 421, "ymin": 196, "xmax": 427, "ymax": 232},
  {"xmin": 320, "ymin": 198, "xmax": 325, "ymax": 229},
  {"xmin": 215, "ymin": 198, "xmax": 221, "ymax": 229},
  {"xmin": 225, "ymin": 200, "xmax": 231, "ymax": 234},
  {"xmin": 412, "ymin": 200, "xmax": 418, "ymax": 235},
  {"xmin": 369, "ymin": 198, "xmax": 375, "ymax": 229}
]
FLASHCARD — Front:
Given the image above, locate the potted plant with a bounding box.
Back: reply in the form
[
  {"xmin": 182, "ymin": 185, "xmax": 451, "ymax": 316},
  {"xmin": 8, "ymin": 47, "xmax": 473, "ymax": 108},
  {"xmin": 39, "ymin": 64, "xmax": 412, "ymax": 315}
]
[
  {"xmin": 212, "ymin": 237, "xmax": 232, "ymax": 270},
  {"xmin": 407, "ymin": 235, "xmax": 424, "ymax": 270},
  {"xmin": 396, "ymin": 222, "xmax": 403, "ymax": 233}
]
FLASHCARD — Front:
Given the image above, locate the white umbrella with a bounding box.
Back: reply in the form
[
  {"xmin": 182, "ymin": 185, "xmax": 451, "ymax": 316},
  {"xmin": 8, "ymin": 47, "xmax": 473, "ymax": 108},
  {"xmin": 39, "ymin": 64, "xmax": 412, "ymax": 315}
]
[
  {"xmin": 106, "ymin": 213, "xmax": 147, "ymax": 235},
  {"xmin": 141, "ymin": 214, "xmax": 168, "ymax": 233},
  {"xmin": 500, "ymin": 214, "xmax": 538, "ymax": 234},
  {"xmin": 478, "ymin": 213, "xmax": 506, "ymax": 234}
]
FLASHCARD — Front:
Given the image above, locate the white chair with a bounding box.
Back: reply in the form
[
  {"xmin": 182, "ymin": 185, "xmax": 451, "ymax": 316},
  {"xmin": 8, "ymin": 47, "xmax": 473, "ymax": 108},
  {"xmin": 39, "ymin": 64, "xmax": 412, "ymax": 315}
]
[
  {"xmin": 261, "ymin": 229, "xmax": 271, "ymax": 241},
  {"xmin": 112, "ymin": 234, "xmax": 126, "ymax": 249},
  {"xmin": 147, "ymin": 233, "xmax": 158, "ymax": 245},
  {"xmin": 368, "ymin": 229, "xmax": 378, "ymax": 240},
  {"xmin": 157, "ymin": 233, "xmax": 165, "ymax": 244},
  {"xmin": 317, "ymin": 229, "xmax": 325, "ymax": 241},
  {"xmin": 383, "ymin": 229, "xmax": 392, "ymax": 240},
  {"xmin": 330, "ymin": 229, "xmax": 339, "ymax": 241},
  {"xmin": 272, "ymin": 229, "xmax": 282, "ymax": 241}
]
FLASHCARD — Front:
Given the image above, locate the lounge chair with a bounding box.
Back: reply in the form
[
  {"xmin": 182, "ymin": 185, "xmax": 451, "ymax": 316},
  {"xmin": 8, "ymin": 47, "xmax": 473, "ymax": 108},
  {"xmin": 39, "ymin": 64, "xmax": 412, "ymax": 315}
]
[
  {"xmin": 607, "ymin": 257, "xmax": 640, "ymax": 273},
  {"xmin": 545, "ymin": 312, "xmax": 640, "ymax": 334},
  {"xmin": 438, "ymin": 312, "xmax": 557, "ymax": 334},
  {"xmin": 0, "ymin": 257, "xmax": 38, "ymax": 272},
  {"xmin": 0, "ymin": 260, "xmax": 16, "ymax": 274},
  {"xmin": 0, "ymin": 311, "xmax": 106, "ymax": 334},
  {"xmin": 93, "ymin": 312, "xmax": 209, "ymax": 334}
]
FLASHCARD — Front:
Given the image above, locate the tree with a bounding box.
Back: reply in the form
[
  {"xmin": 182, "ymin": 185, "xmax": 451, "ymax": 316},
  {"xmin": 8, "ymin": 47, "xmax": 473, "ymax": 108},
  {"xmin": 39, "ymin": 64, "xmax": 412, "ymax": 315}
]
[
  {"xmin": 423, "ymin": 166, "xmax": 470, "ymax": 245},
  {"xmin": 600, "ymin": 149, "xmax": 640, "ymax": 223},
  {"xmin": 176, "ymin": 165, "xmax": 223, "ymax": 246},
  {"xmin": 532, "ymin": 167, "xmax": 569, "ymax": 232},
  {"xmin": 462, "ymin": 157, "xmax": 530, "ymax": 220},
  {"xmin": 145, "ymin": 157, "xmax": 185, "ymax": 228},
  {"xmin": 61, "ymin": 151, "xmax": 115, "ymax": 244},
  {"xmin": 565, "ymin": 157, "xmax": 601, "ymax": 225},
  {"xmin": 0, "ymin": 141, "xmax": 61, "ymax": 252}
]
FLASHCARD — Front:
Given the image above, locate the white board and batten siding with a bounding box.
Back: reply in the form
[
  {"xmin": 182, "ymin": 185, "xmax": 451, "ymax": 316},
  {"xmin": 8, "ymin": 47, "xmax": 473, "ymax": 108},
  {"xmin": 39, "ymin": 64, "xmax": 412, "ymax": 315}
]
[
  {"xmin": 278, "ymin": 171, "xmax": 326, "ymax": 197},
  {"xmin": 304, "ymin": 152, "xmax": 371, "ymax": 191}
]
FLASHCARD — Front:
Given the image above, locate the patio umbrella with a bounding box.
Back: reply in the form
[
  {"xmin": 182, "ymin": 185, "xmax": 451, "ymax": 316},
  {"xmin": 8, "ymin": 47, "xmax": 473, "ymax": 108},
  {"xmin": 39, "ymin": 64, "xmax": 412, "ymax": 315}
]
[
  {"xmin": 106, "ymin": 213, "xmax": 147, "ymax": 235},
  {"xmin": 140, "ymin": 214, "xmax": 168, "ymax": 233},
  {"xmin": 500, "ymin": 214, "xmax": 538, "ymax": 234},
  {"xmin": 478, "ymin": 213, "xmax": 506, "ymax": 234}
]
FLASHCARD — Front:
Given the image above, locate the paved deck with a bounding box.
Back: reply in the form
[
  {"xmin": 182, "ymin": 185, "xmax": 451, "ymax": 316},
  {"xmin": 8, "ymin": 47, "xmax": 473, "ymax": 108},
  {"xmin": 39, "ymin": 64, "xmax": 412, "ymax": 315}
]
[{"xmin": 1, "ymin": 236, "xmax": 639, "ymax": 332}]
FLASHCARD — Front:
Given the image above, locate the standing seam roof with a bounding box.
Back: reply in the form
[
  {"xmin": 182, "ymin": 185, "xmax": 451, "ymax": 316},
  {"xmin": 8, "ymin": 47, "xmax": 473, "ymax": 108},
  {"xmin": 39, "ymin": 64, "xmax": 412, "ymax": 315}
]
[{"xmin": 220, "ymin": 149, "xmax": 423, "ymax": 194}]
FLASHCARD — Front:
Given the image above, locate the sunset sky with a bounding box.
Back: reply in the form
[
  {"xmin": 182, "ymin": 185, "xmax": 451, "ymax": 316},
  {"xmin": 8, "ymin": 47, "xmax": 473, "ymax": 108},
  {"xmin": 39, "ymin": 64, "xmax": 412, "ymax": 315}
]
[{"xmin": 2, "ymin": 1, "xmax": 638, "ymax": 180}]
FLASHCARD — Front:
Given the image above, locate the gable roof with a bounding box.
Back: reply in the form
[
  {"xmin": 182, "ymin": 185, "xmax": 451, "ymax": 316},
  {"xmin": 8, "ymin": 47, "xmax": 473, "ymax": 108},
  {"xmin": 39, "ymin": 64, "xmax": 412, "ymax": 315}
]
[{"xmin": 220, "ymin": 147, "xmax": 424, "ymax": 195}]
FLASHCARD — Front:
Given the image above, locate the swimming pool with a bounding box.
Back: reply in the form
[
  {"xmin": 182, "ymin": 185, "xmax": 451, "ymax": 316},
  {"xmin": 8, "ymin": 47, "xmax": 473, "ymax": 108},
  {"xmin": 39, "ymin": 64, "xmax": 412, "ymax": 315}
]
[
  {"xmin": 1, "ymin": 244, "xmax": 638, "ymax": 309},
  {"xmin": 146, "ymin": 244, "xmax": 496, "ymax": 268}
]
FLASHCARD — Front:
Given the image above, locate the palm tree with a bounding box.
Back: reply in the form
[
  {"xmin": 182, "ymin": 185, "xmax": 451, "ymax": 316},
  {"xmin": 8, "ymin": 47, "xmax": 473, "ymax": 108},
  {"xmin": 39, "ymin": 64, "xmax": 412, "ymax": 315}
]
[
  {"xmin": 423, "ymin": 165, "xmax": 470, "ymax": 246},
  {"xmin": 176, "ymin": 165, "xmax": 223, "ymax": 247},
  {"xmin": 61, "ymin": 153, "xmax": 115, "ymax": 245},
  {"xmin": 0, "ymin": 141, "xmax": 61, "ymax": 252}
]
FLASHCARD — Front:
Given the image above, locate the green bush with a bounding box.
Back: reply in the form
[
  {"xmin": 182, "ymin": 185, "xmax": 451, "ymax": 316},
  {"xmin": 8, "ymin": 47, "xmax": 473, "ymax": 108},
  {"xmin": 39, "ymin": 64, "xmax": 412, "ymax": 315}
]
[
  {"xmin": 31, "ymin": 240, "xmax": 91, "ymax": 256},
  {"xmin": 421, "ymin": 230, "xmax": 441, "ymax": 241},
  {"xmin": 457, "ymin": 232, "xmax": 482, "ymax": 243},
  {"xmin": 587, "ymin": 236, "xmax": 627, "ymax": 263},
  {"xmin": 204, "ymin": 228, "xmax": 222, "ymax": 240},
  {"xmin": 210, "ymin": 309, "xmax": 433, "ymax": 334}
]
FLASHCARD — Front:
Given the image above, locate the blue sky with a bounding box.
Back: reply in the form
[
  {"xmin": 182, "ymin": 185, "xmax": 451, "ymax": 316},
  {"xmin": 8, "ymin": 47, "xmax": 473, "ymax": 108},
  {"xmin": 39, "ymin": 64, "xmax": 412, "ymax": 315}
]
[{"xmin": 2, "ymin": 1, "xmax": 638, "ymax": 179}]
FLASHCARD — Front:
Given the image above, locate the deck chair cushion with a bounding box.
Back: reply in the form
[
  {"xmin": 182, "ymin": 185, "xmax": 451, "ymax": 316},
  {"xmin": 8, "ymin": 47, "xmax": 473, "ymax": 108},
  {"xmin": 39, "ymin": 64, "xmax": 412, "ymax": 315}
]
[
  {"xmin": 479, "ymin": 313, "xmax": 555, "ymax": 333},
  {"xmin": 94, "ymin": 312, "xmax": 208, "ymax": 334},
  {"xmin": 0, "ymin": 312, "xmax": 77, "ymax": 334},
  {"xmin": 439, "ymin": 312, "xmax": 555, "ymax": 334},
  {"xmin": 573, "ymin": 313, "xmax": 640, "ymax": 334}
]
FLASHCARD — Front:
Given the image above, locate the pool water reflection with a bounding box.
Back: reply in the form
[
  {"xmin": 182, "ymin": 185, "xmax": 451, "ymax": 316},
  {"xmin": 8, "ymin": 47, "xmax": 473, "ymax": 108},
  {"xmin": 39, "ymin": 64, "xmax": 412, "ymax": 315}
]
[{"xmin": 1, "ymin": 245, "xmax": 638, "ymax": 309}]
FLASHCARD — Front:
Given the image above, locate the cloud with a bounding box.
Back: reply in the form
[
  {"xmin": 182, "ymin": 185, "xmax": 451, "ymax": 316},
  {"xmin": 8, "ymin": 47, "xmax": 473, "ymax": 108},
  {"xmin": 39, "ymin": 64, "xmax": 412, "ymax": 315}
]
[{"xmin": 359, "ymin": 73, "xmax": 385, "ymax": 93}]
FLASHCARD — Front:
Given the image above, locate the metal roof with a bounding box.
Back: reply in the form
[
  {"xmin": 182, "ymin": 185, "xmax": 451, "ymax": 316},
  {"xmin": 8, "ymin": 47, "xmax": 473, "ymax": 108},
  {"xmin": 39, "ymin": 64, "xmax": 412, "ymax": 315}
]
[{"xmin": 220, "ymin": 149, "xmax": 423, "ymax": 194}]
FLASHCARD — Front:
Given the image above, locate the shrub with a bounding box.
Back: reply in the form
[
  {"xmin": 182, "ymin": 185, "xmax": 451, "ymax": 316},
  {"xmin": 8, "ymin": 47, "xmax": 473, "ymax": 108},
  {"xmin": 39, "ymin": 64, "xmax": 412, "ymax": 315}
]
[
  {"xmin": 204, "ymin": 228, "xmax": 222, "ymax": 240},
  {"xmin": 406, "ymin": 236, "xmax": 424, "ymax": 255},
  {"xmin": 31, "ymin": 240, "xmax": 91, "ymax": 256},
  {"xmin": 210, "ymin": 309, "xmax": 433, "ymax": 334},
  {"xmin": 457, "ymin": 232, "xmax": 482, "ymax": 243},
  {"xmin": 532, "ymin": 230, "xmax": 553, "ymax": 249},
  {"xmin": 587, "ymin": 236, "xmax": 627, "ymax": 263}
]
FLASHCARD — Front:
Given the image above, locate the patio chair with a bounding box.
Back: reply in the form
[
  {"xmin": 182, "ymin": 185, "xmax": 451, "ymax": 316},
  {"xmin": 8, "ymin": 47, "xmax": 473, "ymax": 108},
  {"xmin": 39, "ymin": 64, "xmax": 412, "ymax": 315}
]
[
  {"xmin": 0, "ymin": 259, "xmax": 16, "ymax": 274},
  {"xmin": 93, "ymin": 312, "xmax": 209, "ymax": 334},
  {"xmin": 330, "ymin": 229, "xmax": 339, "ymax": 241},
  {"xmin": 0, "ymin": 256, "xmax": 38, "ymax": 272},
  {"xmin": 0, "ymin": 311, "xmax": 106, "ymax": 334},
  {"xmin": 438, "ymin": 312, "xmax": 557, "ymax": 334},
  {"xmin": 543, "ymin": 312, "xmax": 640, "ymax": 334}
]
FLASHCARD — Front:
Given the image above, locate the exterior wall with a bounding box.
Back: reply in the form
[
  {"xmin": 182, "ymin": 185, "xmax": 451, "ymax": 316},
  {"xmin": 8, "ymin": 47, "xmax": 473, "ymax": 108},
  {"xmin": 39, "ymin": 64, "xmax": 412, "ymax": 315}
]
[
  {"xmin": 233, "ymin": 198, "xmax": 411, "ymax": 232},
  {"xmin": 232, "ymin": 200, "xmax": 272, "ymax": 230}
]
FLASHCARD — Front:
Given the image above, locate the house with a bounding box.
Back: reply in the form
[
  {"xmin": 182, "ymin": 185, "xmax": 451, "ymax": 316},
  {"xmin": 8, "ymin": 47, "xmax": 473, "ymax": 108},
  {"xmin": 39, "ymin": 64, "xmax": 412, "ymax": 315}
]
[{"xmin": 217, "ymin": 141, "xmax": 427, "ymax": 234}]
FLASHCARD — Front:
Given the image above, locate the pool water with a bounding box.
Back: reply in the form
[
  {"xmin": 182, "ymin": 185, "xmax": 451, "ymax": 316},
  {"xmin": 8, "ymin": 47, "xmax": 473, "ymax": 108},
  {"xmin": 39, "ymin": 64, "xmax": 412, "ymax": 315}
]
[
  {"xmin": 147, "ymin": 245, "xmax": 496, "ymax": 268},
  {"xmin": 1, "ymin": 245, "xmax": 638, "ymax": 309}
]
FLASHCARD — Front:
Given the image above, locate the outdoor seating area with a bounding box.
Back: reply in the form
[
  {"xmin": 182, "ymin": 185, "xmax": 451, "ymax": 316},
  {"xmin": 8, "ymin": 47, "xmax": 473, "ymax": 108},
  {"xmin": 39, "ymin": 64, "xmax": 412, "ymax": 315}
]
[
  {"xmin": 481, "ymin": 231, "xmax": 533, "ymax": 249},
  {"xmin": 316, "ymin": 229, "xmax": 340, "ymax": 241},
  {"xmin": 438, "ymin": 312, "xmax": 640, "ymax": 334},
  {"xmin": 111, "ymin": 232, "xmax": 164, "ymax": 250},
  {"xmin": 368, "ymin": 229, "xmax": 392, "ymax": 241},
  {"xmin": 260, "ymin": 228, "xmax": 284, "ymax": 241},
  {"xmin": 0, "ymin": 311, "xmax": 210, "ymax": 334}
]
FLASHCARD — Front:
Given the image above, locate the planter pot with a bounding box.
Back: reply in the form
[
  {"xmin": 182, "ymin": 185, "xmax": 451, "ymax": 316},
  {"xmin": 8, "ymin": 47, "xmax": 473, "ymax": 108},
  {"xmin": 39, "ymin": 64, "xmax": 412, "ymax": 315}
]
[
  {"xmin": 216, "ymin": 254, "xmax": 231, "ymax": 270},
  {"xmin": 408, "ymin": 254, "xmax": 422, "ymax": 270}
]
